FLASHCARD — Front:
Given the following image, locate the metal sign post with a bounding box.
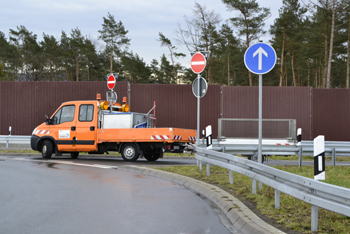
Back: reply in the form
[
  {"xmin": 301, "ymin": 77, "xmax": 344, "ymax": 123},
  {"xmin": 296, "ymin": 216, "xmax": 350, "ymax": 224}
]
[
  {"xmin": 192, "ymin": 76, "xmax": 208, "ymax": 145},
  {"xmin": 244, "ymin": 43, "xmax": 276, "ymax": 163},
  {"xmin": 197, "ymin": 74, "xmax": 200, "ymax": 145},
  {"xmin": 258, "ymin": 74, "xmax": 262, "ymax": 163},
  {"xmin": 191, "ymin": 52, "xmax": 209, "ymax": 145}
]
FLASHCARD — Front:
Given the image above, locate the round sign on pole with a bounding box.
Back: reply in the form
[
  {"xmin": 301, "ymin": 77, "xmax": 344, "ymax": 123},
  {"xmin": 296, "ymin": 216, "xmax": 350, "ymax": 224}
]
[
  {"xmin": 191, "ymin": 53, "xmax": 206, "ymax": 74},
  {"xmin": 192, "ymin": 77, "xmax": 208, "ymax": 98},
  {"xmin": 244, "ymin": 43, "xmax": 277, "ymax": 75},
  {"xmin": 107, "ymin": 75, "xmax": 116, "ymax": 90}
]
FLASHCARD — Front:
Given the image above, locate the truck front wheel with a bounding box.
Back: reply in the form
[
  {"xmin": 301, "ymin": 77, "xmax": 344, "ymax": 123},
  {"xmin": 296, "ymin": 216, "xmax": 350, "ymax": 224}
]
[
  {"xmin": 42, "ymin": 140, "xmax": 53, "ymax": 159},
  {"xmin": 121, "ymin": 143, "xmax": 139, "ymax": 161}
]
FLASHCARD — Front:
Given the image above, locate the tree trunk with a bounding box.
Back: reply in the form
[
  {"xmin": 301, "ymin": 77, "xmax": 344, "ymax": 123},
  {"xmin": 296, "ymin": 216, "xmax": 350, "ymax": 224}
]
[
  {"xmin": 279, "ymin": 30, "xmax": 286, "ymax": 87},
  {"xmin": 169, "ymin": 48, "xmax": 178, "ymax": 84},
  {"xmin": 292, "ymin": 52, "xmax": 296, "ymax": 86},
  {"xmin": 326, "ymin": 0, "xmax": 335, "ymax": 89},
  {"xmin": 21, "ymin": 53, "xmax": 25, "ymax": 81},
  {"xmin": 75, "ymin": 55, "xmax": 79, "ymax": 81},
  {"xmin": 323, "ymin": 33, "xmax": 328, "ymax": 88},
  {"xmin": 246, "ymin": 32, "xmax": 252, "ymax": 86},
  {"xmin": 228, "ymin": 51, "xmax": 230, "ymax": 86},
  {"xmin": 347, "ymin": 20, "xmax": 350, "ymax": 88},
  {"xmin": 87, "ymin": 65, "xmax": 90, "ymax": 81},
  {"xmin": 307, "ymin": 59, "xmax": 310, "ymax": 87},
  {"xmin": 110, "ymin": 51, "xmax": 113, "ymax": 73}
]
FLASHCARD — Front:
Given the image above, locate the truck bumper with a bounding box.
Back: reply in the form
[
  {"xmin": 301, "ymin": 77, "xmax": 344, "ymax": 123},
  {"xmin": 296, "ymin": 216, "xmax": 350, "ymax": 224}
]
[{"xmin": 31, "ymin": 135, "xmax": 40, "ymax": 151}]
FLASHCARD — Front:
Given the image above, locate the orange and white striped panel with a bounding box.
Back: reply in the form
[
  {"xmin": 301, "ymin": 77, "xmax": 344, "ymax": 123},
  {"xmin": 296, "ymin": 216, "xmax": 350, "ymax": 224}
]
[
  {"xmin": 151, "ymin": 135, "xmax": 170, "ymax": 140},
  {"xmin": 188, "ymin": 136, "xmax": 196, "ymax": 142},
  {"xmin": 35, "ymin": 130, "xmax": 50, "ymax": 135},
  {"xmin": 173, "ymin": 135, "xmax": 182, "ymax": 140}
]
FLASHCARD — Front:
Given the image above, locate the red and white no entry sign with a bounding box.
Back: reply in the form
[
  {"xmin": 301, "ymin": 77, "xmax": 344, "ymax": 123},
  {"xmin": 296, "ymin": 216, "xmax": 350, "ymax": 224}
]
[
  {"xmin": 191, "ymin": 52, "xmax": 206, "ymax": 74},
  {"xmin": 107, "ymin": 75, "xmax": 116, "ymax": 90}
]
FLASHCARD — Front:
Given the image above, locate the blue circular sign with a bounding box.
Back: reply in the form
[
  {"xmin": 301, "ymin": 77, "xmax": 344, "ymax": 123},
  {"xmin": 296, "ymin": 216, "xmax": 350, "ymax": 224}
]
[{"xmin": 244, "ymin": 43, "xmax": 277, "ymax": 75}]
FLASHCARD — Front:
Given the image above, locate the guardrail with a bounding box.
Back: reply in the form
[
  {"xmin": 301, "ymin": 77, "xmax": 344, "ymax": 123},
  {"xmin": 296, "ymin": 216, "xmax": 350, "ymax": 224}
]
[
  {"xmin": 0, "ymin": 135, "xmax": 31, "ymax": 148},
  {"xmin": 195, "ymin": 146, "xmax": 350, "ymax": 232},
  {"xmin": 204, "ymin": 138, "xmax": 350, "ymax": 166}
]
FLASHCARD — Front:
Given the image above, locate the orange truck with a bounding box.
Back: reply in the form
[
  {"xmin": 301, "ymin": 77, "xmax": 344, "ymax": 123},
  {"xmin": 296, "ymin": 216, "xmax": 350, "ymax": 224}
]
[{"xmin": 30, "ymin": 93, "xmax": 196, "ymax": 161}]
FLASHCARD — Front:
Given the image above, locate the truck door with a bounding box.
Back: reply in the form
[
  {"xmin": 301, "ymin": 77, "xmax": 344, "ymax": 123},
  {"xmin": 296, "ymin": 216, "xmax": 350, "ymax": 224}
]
[
  {"xmin": 50, "ymin": 104, "xmax": 77, "ymax": 152},
  {"xmin": 74, "ymin": 103, "xmax": 97, "ymax": 152}
]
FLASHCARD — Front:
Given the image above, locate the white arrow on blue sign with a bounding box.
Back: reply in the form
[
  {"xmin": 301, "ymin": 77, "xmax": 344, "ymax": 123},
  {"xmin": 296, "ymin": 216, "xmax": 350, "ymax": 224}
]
[{"xmin": 244, "ymin": 43, "xmax": 277, "ymax": 75}]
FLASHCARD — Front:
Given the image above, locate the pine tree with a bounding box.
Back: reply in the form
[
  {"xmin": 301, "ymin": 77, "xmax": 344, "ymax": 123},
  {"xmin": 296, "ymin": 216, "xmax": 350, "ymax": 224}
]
[
  {"xmin": 222, "ymin": 0, "xmax": 271, "ymax": 86},
  {"xmin": 98, "ymin": 12, "xmax": 130, "ymax": 74}
]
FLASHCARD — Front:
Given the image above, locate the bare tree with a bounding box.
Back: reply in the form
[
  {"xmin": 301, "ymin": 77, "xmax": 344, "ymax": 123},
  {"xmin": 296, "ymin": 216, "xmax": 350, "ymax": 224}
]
[{"xmin": 176, "ymin": 3, "xmax": 221, "ymax": 83}]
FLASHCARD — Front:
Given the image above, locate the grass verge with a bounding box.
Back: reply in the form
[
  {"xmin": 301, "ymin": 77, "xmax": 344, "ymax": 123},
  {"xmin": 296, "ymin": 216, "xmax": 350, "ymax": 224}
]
[
  {"xmin": 269, "ymin": 155, "xmax": 350, "ymax": 162},
  {"xmin": 156, "ymin": 165, "xmax": 350, "ymax": 234}
]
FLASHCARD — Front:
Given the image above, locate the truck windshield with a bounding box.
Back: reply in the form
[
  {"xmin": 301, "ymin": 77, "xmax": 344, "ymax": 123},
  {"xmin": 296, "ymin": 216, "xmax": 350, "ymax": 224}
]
[{"xmin": 52, "ymin": 105, "xmax": 75, "ymax": 124}]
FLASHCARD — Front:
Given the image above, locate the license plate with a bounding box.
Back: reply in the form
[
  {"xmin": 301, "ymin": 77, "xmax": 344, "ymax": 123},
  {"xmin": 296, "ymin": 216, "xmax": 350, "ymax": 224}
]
[{"xmin": 174, "ymin": 146, "xmax": 180, "ymax": 150}]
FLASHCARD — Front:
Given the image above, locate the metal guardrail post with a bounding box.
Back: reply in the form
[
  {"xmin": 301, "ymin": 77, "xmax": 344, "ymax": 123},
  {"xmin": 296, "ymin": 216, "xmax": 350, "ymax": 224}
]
[
  {"xmin": 275, "ymin": 190, "xmax": 280, "ymax": 209},
  {"xmin": 195, "ymin": 146, "xmax": 350, "ymax": 232},
  {"xmin": 311, "ymin": 205, "xmax": 319, "ymax": 232},
  {"xmin": 332, "ymin": 148, "xmax": 336, "ymax": 166},
  {"xmin": 206, "ymin": 162, "xmax": 210, "ymax": 176},
  {"xmin": 199, "ymin": 160, "xmax": 202, "ymax": 171},
  {"xmin": 298, "ymin": 148, "xmax": 303, "ymax": 167},
  {"xmin": 229, "ymin": 170, "xmax": 233, "ymax": 184},
  {"xmin": 252, "ymin": 179, "xmax": 257, "ymax": 194}
]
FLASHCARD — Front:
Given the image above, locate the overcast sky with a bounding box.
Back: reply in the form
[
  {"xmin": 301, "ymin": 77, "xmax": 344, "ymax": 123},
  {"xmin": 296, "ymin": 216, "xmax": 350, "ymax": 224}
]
[{"xmin": 1, "ymin": 0, "xmax": 283, "ymax": 68}]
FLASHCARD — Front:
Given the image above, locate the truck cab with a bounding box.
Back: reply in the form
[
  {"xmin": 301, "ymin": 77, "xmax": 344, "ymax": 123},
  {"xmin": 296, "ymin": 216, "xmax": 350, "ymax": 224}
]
[{"xmin": 31, "ymin": 100, "xmax": 99, "ymax": 159}]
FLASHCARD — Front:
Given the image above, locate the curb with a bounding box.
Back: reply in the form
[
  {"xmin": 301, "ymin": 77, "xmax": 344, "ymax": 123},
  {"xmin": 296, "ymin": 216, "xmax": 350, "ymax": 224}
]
[{"xmin": 118, "ymin": 165, "xmax": 286, "ymax": 234}]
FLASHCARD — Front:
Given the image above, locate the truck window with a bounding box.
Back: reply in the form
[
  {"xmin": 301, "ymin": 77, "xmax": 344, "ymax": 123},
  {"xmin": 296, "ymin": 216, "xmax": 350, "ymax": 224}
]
[
  {"xmin": 79, "ymin": 104, "xmax": 94, "ymax": 122},
  {"xmin": 52, "ymin": 105, "xmax": 75, "ymax": 124}
]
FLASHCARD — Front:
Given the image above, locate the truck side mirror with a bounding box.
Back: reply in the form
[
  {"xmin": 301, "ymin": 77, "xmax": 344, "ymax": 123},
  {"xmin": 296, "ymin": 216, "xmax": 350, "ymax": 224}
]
[{"xmin": 45, "ymin": 115, "xmax": 50, "ymax": 125}]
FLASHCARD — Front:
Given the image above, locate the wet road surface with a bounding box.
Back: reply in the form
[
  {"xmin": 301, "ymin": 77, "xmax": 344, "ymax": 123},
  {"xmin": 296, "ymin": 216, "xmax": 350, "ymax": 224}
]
[{"xmin": 0, "ymin": 156, "xmax": 237, "ymax": 234}]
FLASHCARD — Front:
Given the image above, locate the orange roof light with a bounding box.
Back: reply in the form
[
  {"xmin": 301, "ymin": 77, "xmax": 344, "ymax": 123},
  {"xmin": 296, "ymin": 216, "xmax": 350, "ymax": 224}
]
[
  {"xmin": 96, "ymin": 93, "xmax": 101, "ymax": 100},
  {"xmin": 122, "ymin": 97, "xmax": 127, "ymax": 103},
  {"xmin": 122, "ymin": 103, "xmax": 129, "ymax": 112}
]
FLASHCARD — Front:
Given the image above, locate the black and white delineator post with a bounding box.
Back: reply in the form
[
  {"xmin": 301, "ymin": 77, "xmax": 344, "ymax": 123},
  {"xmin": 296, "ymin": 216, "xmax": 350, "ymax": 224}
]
[
  {"xmin": 206, "ymin": 125, "xmax": 212, "ymax": 149},
  {"xmin": 297, "ymin": 128, "xmax": 302, "ymax": 146},
  {"xmin": 314, "ymin": 135, "xmax": 325, "ymax": 181}
]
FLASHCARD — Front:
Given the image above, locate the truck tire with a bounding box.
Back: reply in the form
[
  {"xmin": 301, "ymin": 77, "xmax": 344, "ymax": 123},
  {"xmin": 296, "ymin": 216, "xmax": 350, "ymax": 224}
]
[
  {"xmin": 42, "ymin": 140, "xmax": 53, "ymax": 159},
  {"xmin": 70, "ymin": 152, "xmax": 79, "ymax": 159},
  {"xmin": 144, "ymin": 148, "xmax": 163, "ymax": 161},
  {"xmin": 249, "ymin": 154, "xmax": 265, "ymax": 163},
  {"xmin": 121, "ymin": 143, "xmax": 139, "ymax": 161},
  {"xmin": 144, "ymin": 153, "xmax": 160, "ymax": 161}
]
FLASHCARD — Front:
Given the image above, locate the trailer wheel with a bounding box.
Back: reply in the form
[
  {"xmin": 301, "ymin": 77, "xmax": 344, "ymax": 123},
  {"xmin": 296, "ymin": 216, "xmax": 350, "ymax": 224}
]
[
  {"xmin": 70, "ymin": 152, "xmax": 79, "ymax": 159},
  {"xmin": 42, "ymin": 140, "xmax": 53, "ymax": 159},
  {"xmin": 121, "ymin": 143, "xmax": 139, "ymax": 161}
]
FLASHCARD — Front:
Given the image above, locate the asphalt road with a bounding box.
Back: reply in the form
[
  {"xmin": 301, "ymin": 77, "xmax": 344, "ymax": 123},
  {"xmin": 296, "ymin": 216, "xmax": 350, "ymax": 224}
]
[{"xmin": 0, "ymin": 156, "xmax": 237, "ymax": 234}]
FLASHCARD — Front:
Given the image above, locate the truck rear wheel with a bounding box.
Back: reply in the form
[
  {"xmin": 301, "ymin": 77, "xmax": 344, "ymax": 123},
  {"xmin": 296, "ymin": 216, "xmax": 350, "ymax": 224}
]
[
  {"xmin": 144, "ymin": 148, "xmax": 163, "ymax": 161},
  {"xmin": 144, "ymin": 154, "xmax": 160, "ymax": 161},
  {"xmin": 121, "ymin": 143, "xmax": 139, "ymax": 161},
  {"xmin": 70, "ymin": 152, "xmax": 79, "ymax": 159},
  {"xmin": 42, "ymin": 140, "xmax": 53, "ymax": 159}
]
